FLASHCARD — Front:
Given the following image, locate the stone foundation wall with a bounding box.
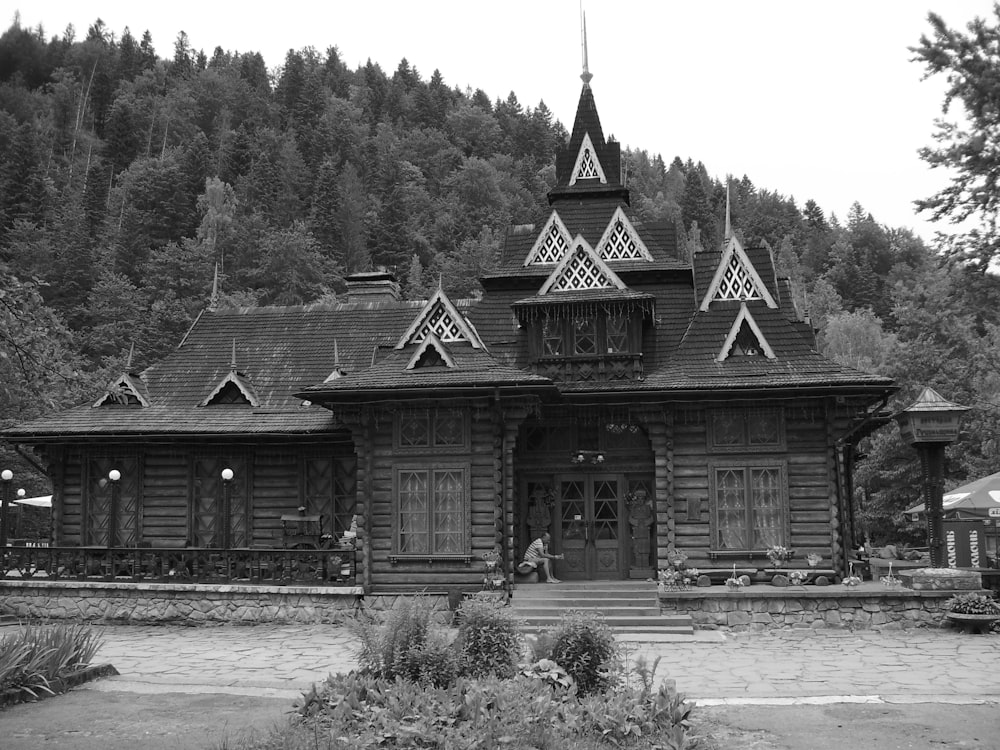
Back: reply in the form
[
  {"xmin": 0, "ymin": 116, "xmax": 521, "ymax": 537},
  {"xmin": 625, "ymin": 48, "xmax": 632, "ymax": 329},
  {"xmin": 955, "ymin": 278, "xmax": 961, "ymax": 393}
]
[
  {"xmin": 659, "ymin": 586, "xmax": 968, "ymax": 631},
  {"xmin": 0, "ymin": 581, "xmax": 449, "ymax": 625}
]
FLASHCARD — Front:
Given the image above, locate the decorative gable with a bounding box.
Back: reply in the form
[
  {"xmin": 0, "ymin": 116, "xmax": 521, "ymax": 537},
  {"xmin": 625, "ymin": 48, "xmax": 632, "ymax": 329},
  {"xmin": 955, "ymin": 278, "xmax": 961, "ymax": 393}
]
[
  {"xmin": 396, "ymin": 288, "xmax": 484, "ymax": 349},
  {"xmin": 596, "ymin": 207, "xmax": 653, "ymax": 262},
  {"xmin": 406, "ymin": 333, "xmax": 456, "ymax": 370},
  {"xmin": 524, "ymin": 211, "xmax": 572, "ymax": 266},
  {"xmin": 93, "ymin": 374, "xmax": 150, "ymax": 408},
  {"xmin": 718, "ymin": 303, "xmax": 776, "ymax": 361},
  {"xmin": 700, "ymin": 236, "xmax": 778, "ymax": 311},
  {"xmin": 539, "ymin": 236, "xmax": 627, "ymax": 294},
  {"xmin": 201, "ymin": 370, "xmax": 260, "ymax": 406},
  {"xmin": 569, "ymin": 132, "xmax": 607, "ymax": 185}
]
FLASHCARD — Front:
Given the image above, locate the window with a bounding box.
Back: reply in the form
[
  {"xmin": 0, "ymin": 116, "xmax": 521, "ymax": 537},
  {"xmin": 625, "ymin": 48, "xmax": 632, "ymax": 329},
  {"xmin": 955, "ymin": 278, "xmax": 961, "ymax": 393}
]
[
  {"xmin": 709, "ymin": 407, "xmax": 784, "ymax": 452},
  {"xmin": 396, "ymin": 409, "xmax": 468, "ymax": 451},
  {"xmin": 709, "ymin": 461, "xmax": 787, "ymax": 552},
  {"xmin": 396, "ymin": 466, "xmax": 468, "ymax": 555},
  {"xmin": 537, "ymin": 314, "xmax": 633, "ymax": 358}
]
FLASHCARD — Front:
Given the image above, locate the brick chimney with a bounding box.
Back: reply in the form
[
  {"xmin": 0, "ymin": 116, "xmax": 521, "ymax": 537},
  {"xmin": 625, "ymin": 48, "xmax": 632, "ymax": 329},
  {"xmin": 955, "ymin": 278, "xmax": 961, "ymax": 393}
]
[{"xmin": 345, "ymin": 271, "xmax": 401, "ymax": 304}]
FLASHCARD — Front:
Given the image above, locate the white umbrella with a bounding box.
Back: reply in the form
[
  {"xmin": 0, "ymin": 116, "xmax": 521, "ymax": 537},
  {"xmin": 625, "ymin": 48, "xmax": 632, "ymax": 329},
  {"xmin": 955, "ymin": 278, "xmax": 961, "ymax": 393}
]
[{"xmin": 14, "ymin": 495, "xmax": 52, "ymax": 508}]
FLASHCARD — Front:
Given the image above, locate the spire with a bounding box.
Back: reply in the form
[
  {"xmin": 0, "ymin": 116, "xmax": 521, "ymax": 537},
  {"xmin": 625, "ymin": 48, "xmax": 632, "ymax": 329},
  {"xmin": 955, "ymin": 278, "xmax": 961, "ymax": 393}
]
[
  {"xmin": 209, "ymin": 262, "xmax": 220, "ymax": 310},
  {"xmin": 126, "ymin": 341, "xmax": 135, "ymax": 372},
  {"xmin": 580, "ymin": 8, "xmax": 592, "ymax": 86},
  {"xmin": 230, "ymin": 338, "xmax": 238, "ymax": 372},
  {"xmin": 725, "ymin": 182, "xmax": 733, "ymax": 241}
]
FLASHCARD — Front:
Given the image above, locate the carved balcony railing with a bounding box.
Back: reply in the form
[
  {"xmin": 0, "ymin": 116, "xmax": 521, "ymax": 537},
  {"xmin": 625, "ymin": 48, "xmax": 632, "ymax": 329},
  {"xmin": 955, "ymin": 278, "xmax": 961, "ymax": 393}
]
[
  {"xmin": 533, "ymin": 353, "xmax": 643, "ymax": 383},
  {"xmin": 0, "ymin": 544, "xmax": 358, "ymax": 587}
]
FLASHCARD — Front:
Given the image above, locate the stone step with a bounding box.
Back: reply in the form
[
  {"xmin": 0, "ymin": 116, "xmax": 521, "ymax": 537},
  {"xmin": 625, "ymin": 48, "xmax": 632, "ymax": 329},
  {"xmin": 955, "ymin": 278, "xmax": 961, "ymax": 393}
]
[
  {"xmin": 513, "ymin": 605, "xmax": 663, "ymax": 618},
  {"xmin": 517, "ymin": 614, "xmax": 694, "ymax": 634}
]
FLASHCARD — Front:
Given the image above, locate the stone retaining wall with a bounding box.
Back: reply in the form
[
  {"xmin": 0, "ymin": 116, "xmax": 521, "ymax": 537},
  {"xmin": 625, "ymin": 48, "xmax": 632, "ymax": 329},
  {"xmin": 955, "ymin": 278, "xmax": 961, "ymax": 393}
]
[
  {"xmin": 0, "ymin": 581, "xmax": 449, "ymax": 625},
  {"xmin": 659, "ymin": 585, "xmax": 974, "ymax": 631}
]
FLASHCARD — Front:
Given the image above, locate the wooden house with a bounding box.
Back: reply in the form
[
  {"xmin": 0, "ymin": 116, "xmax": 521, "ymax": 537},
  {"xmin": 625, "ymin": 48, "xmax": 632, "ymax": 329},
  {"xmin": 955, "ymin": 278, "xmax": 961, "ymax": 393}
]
[{"xmin": 3, "ymin": 72, "xmax": 895, "ymax": 596}]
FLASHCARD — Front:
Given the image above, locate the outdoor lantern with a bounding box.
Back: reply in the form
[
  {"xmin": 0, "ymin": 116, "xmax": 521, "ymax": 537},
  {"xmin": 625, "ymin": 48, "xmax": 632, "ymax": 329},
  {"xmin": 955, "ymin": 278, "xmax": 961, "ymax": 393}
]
[
  {"xmin": 221, "ymin": 468, "xmax": 234, "ymax": 482},
  {"xmin": 108, "ymin": 469, "xmax": 121, "ymax": 482},
  {"xmin": 0, "ymin": 469, "xmax": 11, "ymax": 550},
  {"xmin": 894, "ymin": 387, "xmax": 970, "ymax": 567}
]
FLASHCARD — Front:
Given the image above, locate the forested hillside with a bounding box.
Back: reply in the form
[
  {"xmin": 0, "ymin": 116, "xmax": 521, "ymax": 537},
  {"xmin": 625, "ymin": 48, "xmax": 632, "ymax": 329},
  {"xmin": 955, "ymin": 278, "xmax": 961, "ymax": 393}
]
[{"xmin": 3, "ymin": 14, "xmax": 1000, "ymax": 543}]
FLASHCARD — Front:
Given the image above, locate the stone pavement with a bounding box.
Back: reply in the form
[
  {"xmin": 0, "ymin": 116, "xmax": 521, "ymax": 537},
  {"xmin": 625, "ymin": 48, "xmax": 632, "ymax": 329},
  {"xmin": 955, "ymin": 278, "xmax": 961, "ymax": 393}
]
[{"xmin": 71, "ymin": 623, "xmax": 1000, "ymax": 705}]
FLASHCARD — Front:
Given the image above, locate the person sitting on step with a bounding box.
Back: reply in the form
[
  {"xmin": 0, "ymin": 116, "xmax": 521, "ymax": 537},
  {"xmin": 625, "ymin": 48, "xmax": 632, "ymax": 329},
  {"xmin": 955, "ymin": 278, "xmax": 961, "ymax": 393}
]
[{"xmin": 520, "ymin": 531, "xmax": 564, "ymax": 583}]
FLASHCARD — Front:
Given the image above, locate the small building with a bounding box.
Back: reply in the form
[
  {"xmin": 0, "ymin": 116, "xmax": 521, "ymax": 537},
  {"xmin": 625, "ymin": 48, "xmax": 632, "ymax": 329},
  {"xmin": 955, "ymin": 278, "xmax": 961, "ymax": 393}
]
[{"xmin": 2, "ymin": 69, "xmax": 895, "ymax": 597}]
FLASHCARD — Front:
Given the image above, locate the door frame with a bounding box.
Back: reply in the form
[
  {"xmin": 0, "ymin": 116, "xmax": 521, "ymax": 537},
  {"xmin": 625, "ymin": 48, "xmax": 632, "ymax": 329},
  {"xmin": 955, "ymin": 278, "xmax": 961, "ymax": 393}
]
[{"xmin": 552, "ymin": 473, "xmax": 626, "ymax": 580}]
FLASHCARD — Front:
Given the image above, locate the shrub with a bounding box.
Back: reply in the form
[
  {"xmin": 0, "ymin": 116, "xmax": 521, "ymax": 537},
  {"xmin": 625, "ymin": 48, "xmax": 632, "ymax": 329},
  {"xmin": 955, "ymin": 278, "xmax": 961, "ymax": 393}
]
[
  {"xmin": 541, "ymin": 610, "xmax": 618, "ymax": 696},
  {"xmin": 350, "ymin": 595, "xmax": 458, "ymax": 686},
  {"xmin": 0, "ymin": 622, "xmax": 103, "ymax": 699},
  {"xmin": 454, "ymin": 595, "xmax": 523, "ymax": 679}
]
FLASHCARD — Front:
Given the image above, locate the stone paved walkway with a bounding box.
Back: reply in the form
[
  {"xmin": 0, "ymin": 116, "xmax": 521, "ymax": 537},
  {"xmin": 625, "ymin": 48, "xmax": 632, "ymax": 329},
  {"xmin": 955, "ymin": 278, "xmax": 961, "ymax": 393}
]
[{"xmin": 77, "ymin": 623, "xmax": 1000, "ymax": 705}]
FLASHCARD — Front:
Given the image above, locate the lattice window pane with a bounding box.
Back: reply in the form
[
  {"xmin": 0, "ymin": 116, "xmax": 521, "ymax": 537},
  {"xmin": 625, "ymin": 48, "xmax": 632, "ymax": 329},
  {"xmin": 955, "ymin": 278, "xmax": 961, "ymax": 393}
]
[
  {"xmin": 717, "ymin": 254, "xmax": 761, "ymax": 300},
  {"xmin": 573, "ymin": 316, "xmax": 596, "ymax": 354},
  {"xmin": 433, "ymin": 470, "xmax": 463, "ymax": 554},
  {"xmin": 712, "ymin": 412, "xmax": 746, "ymax": 447},
  {"xmin": 750, "ymin": 468, "xmax": 782, "ymax": 548},
  {"xmin": 532, "ymin": 224, "xmax": 569, "ymax": 264},
  {"xmin": 606, "ymin": 315, "xmax": 628, "ymax": 353},
  {"xmin": 399, "ymin": 471, "xmax": 429, "ymax": 554},
  {"xmin": 553, "ymin": 251, "xmax": 613, "ymax": 292},
  {"xmin": 601, "ymin": 220, "xmax": 642, "ymax": 260},
  {"xmin": 749, "ymin": 411, "xmax": 781, "ymax": 446},
  {"xmin": 543, "ymin": 317, "xmax": 564, "ymax": 356},
  {"xmin": 434, "ymin": 412, "xmax": 465, "ymax": 446},
  {"xmin": 576, "ymin": 147, "xmax": 600, "ymax": 179},
  {"xmin": 714, "ymin": 468, "xmax": 747, "ymax": 550},
  {"xmin": 399, "ymin": 413, "xmax": 431, "ymax": 447}
]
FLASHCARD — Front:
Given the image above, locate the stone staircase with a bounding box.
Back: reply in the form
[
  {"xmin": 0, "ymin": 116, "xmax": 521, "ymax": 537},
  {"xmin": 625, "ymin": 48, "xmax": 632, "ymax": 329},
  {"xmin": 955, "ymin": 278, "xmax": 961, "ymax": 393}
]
[{"xmin": 509, "ymin": 580, "xmax": 693, "ymax": 635}]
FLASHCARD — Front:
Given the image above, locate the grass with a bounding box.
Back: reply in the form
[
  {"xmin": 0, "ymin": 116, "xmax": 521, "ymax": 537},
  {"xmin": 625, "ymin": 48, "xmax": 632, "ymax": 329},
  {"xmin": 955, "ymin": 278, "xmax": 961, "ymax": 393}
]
[{"xmin": 0, "ymin": 622, "xmax": 104, "ymax": 700}]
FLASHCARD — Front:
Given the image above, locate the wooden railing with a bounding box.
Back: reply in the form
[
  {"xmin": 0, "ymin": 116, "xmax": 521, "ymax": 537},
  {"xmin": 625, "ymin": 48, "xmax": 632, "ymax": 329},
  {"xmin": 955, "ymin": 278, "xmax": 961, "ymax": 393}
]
[
  {"xmin": 534, "ymin": 352, "xmax": 643, "ymax": 382},
  {"xmin": 0, "ymin": 544, "xmax": 358, "ymax": 587}
]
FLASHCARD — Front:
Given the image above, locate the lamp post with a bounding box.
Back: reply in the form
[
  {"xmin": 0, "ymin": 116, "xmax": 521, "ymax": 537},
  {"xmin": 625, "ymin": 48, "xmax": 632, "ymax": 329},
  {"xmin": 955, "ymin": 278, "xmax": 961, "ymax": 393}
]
[
  {"xmin": 221, "ymin": 468, "xmax": 234, "ymax": 550},
  {"xmin": 894, "ymin": 387, "xmax": 970, "ymax": 567},
  {"xmin": 1, "ymin": 469, "xmax": 12, "ymax": 551},
  {"xmin": 108, "ymin": 469, "xmax": 121, "ymax": 549}
]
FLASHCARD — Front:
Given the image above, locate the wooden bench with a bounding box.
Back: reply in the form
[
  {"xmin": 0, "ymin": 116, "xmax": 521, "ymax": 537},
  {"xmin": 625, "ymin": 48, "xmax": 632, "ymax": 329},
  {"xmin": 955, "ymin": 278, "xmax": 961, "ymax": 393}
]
[{"xmin": 696, "ymin": 568, "xmax": 757, "ymax": 584}]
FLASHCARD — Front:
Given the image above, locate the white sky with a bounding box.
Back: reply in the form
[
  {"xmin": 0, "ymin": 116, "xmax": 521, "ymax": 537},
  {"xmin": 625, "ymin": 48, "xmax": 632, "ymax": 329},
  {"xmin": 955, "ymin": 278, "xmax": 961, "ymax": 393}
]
[{"xmin": 13, "ymin": 1, "xmax": 998, "ymax": 241}]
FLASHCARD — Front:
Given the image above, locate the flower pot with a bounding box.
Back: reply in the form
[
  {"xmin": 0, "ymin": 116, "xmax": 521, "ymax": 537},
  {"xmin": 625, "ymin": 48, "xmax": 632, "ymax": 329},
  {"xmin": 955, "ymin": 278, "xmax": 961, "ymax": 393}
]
[{"xmin": 945, "ymin": 612, "xmax": 1000, "ymax": 634}]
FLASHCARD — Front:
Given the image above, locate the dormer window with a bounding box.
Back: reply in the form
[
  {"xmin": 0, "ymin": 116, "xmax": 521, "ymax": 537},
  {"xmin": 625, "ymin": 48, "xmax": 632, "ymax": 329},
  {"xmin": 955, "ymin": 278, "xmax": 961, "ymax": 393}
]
[{"xmin": 536, "ymin": 312, "xmax": 634, "ymax": 362}]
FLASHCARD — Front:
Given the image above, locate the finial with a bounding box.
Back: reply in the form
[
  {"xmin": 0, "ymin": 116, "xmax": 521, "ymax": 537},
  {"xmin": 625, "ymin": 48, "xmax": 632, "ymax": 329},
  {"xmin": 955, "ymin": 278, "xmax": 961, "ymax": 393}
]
[
  {"xmin": 210, "ymin": 262, "xmax": 220, "ymax": 309},
  {"xmin": 126, "ymin": 341, "xmax": 135, "ymax": 371},
  {"xmin": 580, "ymin": 7, "xmax": 593, "ymax": 85},
  {"xmin": 230, "ymin": 338, "xmax": 237, "ymax": 372},
  {"xmin": 725, "ymin": 182, "xmax": 733, "ymax": 241},
  {"xmin": 334, "ymin": 339, "xmax": 340, "ymax": 367}
]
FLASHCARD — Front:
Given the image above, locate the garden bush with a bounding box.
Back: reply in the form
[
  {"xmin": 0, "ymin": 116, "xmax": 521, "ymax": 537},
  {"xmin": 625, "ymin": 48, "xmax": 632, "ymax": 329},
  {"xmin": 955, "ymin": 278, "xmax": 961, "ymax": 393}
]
[
  {"xmin": 454, "ymin": 595, "xmax": 523, "ymax": 679},
  {"xmin": 540, "ymin": 610, "xmax": 618, "ymax": 696}
]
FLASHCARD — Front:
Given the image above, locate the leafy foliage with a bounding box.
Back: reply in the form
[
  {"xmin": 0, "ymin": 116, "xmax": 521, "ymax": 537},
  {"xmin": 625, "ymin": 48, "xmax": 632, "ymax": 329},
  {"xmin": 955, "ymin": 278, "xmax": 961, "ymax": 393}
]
[
  {"xmin": 0, "ymin": 622, "xmax": 104, "ymax": 698},
  {"xmin": 537, "ymin": 611, "xmax": 618, "ymax": 696},
  {"xmin": 944, "ymin": 592, "xmax": 1000, "ymax": 615},
  {"xmin": 454, "ymin": 595, "xmax": 523, "ymax": 679}
]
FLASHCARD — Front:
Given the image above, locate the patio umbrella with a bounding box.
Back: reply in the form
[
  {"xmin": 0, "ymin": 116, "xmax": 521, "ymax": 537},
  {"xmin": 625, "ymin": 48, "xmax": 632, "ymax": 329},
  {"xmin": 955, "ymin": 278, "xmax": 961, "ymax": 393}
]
[
  {"xmin": 906, "ymin": 470, "xmax": 1000, "ymax": 520},
  {"xmin": 13, "ymin": 495, "xmax": 52, "ymax": 508}
]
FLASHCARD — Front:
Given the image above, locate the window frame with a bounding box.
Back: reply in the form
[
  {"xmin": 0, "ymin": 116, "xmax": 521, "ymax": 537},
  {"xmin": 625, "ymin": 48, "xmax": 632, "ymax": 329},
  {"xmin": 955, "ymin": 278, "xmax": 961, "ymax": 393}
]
[
  {"xmin": 393, "ymin": 408, "xmax": 470, "ymax": 454},
  {"xmin": 534, "ymin": 312, "xmax": 636, "ymax": 360},
  {"xmin": 391, "ymin": 463, "xmax": 472, "ymax": 562},
  {"xmin": 707, "ymin": 406, "xmax": 786, "ymax": 454},
  {"xmin": 708, "ymin": 458, "xmax": 789, "ymax": 557}
]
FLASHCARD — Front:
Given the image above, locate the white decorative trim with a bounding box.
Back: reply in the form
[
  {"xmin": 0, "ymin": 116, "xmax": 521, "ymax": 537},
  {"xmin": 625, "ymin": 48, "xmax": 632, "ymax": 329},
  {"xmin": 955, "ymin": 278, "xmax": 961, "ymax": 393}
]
[
  {"xmin": 717, "ymin": 303, "xmax": 776, "ymax": 361},
  {"xmin": 396, "ymin": 287, "xmax": 484, "ymax": 349},
  {"xmin": 569, "ymin": 132, "xmax": 607, "ymax": 185},
  {"xmin": 538, "ymin": 235, "xmax": 627, "ymax": 294},
  {"xmin": 93, "ymin": 374, "xmax": 150, "ymax": 408},
  {"xmin": 700, "ymin": 236, "xmax": 777, "ymax": 311},
  {"xmin": 200, "ymin": 370, "xmax": 260, "ymax": 407},
  {"xmin": 596, "ymin": 206, "xmax": 654, "ymax": 261},
  {"xmin": 524, "ymin": 211, "xmax": 572, "ymax": 266},
  {"xmin": 405, "ymin": 333, "xmax": 456, "ymax": 370}
]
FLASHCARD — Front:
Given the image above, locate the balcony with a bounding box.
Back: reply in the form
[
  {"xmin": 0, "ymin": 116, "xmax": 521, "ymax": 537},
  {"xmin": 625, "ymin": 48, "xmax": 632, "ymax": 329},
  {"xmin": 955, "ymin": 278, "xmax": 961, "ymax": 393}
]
[{"xmin": 533, "ymin": 352, "xmax": 643, "ymax": 383}]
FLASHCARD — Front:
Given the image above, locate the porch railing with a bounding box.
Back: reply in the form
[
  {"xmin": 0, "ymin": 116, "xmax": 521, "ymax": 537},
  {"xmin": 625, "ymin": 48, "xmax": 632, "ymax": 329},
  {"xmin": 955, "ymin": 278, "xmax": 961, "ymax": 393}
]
[{"xmin": 0, "ymin": 544, "xmax": 358, "ymax": 587}]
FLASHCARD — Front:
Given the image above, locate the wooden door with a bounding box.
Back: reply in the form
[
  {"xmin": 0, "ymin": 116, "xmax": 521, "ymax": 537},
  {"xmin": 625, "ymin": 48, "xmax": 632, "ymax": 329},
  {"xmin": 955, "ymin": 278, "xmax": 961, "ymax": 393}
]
[{"xmin": 554, "ymin": 474, "xmax": 625, "ymax": 580}]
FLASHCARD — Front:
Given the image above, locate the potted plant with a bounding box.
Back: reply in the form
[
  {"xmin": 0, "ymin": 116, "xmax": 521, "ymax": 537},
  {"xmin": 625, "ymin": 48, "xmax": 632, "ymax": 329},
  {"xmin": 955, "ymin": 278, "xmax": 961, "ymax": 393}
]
[
  {"xmin": 944, "ymin": 592, "xmax": 1000, "ymax": 633},
  {"xmin": 765, "ymin": 545, "xmax": 794, "ymax": 568}
]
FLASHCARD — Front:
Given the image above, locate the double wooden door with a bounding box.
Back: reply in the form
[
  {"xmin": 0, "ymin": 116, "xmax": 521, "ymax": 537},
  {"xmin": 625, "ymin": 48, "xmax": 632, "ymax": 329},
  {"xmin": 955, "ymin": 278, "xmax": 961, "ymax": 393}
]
[{"xmin": 552, "ymin": 474, "xmax": 625, "ymax": 580}]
